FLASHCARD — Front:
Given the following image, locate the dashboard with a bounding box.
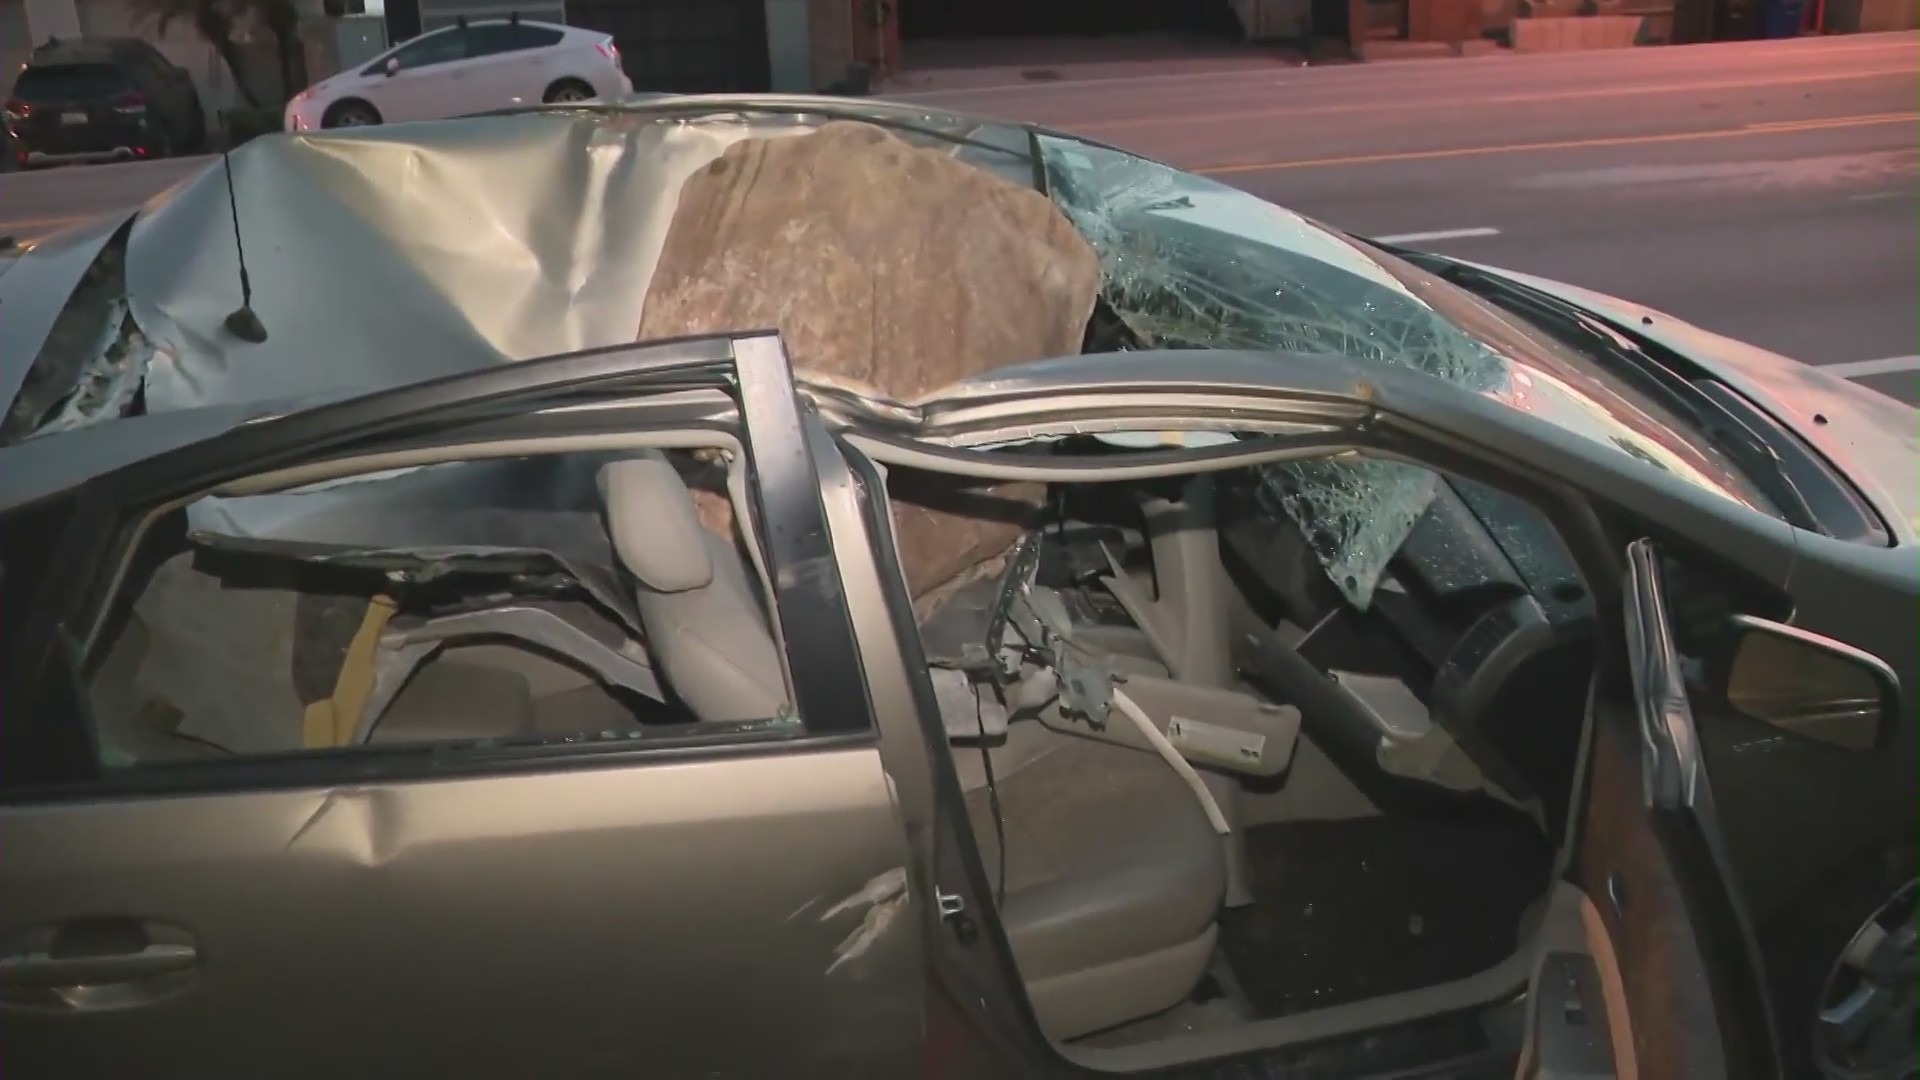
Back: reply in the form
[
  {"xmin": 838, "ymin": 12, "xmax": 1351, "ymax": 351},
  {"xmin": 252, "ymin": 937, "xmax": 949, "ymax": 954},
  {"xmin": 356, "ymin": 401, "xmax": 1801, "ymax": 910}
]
[{"xmin": 1216, "ymin": 468, "xmax": 1599, "ymax": 817}]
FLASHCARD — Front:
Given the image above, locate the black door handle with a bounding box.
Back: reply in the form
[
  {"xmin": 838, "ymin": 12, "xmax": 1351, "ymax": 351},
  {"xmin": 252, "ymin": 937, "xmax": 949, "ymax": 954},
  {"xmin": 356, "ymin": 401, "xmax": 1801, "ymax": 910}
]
[{"xmin": 0, "ymin": 943, "xmax": 198, "ymax": 989}]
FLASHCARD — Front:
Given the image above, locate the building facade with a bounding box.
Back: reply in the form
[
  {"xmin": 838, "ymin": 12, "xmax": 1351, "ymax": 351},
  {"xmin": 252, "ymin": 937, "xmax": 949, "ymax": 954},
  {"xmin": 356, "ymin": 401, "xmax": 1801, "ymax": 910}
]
[{"xmin": 7, "ymin": 0, "xmax": 855, "ymax": 104}]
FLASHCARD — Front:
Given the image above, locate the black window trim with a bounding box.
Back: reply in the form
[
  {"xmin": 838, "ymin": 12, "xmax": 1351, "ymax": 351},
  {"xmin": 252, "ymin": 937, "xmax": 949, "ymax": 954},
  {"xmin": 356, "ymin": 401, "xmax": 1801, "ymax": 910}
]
[
  {"xmin": 469, "ymin": 23, "xmax": 566, "ymax": 57},
  {"xmin": 0, "ymin": 332, "xmax": 880, "ymax": 802},
  {"xmin": 363, "ymin": 27, "xmax": 471, "ymax": 76}
]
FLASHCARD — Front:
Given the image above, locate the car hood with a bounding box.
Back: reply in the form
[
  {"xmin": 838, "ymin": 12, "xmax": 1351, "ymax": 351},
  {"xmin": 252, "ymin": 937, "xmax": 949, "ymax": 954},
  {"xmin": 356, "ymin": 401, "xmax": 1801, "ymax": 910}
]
[{"xmin": 1470, "ymin": 264, "xmax": 1920, "ymax": 544}]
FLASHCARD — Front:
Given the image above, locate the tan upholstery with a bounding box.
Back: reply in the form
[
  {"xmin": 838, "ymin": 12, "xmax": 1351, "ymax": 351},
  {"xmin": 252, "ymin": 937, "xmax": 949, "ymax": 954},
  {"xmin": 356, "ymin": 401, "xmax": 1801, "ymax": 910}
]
[
  {"xmin": 598, "ymin": 454, "xmax": 787, "ymax": 723},
  {"xmin": 958, "ymin": 722, "xmax": 1227, "ymax": 1040},
  {"xmin": 370, "ymin": 661, "xmax": 538, "ymax": 744}
]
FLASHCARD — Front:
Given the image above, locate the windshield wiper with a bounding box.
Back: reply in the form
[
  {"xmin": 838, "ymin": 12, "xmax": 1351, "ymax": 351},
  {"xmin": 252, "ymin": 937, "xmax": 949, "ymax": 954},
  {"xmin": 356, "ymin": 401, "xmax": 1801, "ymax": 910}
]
[{"xmin": 1400, "ymin": 254, "xmax": 1820, "ymax": 532}]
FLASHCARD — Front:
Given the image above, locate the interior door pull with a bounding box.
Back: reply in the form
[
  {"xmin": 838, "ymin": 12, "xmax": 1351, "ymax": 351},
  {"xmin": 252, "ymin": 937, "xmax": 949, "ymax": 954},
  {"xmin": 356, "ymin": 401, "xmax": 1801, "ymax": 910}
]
[{"xmin": 0, "ymin": 943, "xmax": 198, "ymax": 988}]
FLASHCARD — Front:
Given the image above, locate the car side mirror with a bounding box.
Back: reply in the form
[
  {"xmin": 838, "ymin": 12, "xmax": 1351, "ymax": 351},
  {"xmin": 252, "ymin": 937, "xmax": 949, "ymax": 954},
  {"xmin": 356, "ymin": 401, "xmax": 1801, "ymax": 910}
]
[
  {"xmin": 384, "ymin": 57, "xmax": 400, "ymax": 77},
  {"xmin": 1723, "ymin": 615, "xmax": 1897, "ymax": 751}
]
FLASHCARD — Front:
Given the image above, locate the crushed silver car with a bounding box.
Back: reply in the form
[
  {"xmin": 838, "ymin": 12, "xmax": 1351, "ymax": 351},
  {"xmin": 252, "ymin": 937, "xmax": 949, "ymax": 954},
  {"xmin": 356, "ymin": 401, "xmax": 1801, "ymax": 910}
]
[{"xmin": 0, "ymin": 96, "xmax": 1913, "ymax": 1080}]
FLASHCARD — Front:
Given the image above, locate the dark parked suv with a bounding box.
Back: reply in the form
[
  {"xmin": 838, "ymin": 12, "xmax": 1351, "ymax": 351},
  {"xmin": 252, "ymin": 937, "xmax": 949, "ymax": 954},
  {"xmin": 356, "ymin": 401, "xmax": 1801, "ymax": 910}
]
[{"xmin": 2, "ymin": 38, "xmax": 206, "ymax": 168}]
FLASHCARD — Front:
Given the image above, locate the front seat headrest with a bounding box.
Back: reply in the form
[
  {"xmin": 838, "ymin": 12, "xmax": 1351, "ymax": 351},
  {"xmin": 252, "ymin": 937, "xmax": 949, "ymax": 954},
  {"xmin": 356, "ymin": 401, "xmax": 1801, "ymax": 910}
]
[{"xmin": 598, "ymin": 454, "xmax": 715, "ymax": 595}]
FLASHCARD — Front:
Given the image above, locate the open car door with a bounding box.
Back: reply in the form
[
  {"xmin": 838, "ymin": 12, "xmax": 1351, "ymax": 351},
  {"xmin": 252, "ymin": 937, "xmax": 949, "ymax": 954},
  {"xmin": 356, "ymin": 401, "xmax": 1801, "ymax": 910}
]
[
  {"xmin": 1539, "ymin": 536, "xmax": 1773, "ymax": 1080},
  {"xmin": 1554, "ymin": 538, "xmax": 1910, "ymax": 1080}
]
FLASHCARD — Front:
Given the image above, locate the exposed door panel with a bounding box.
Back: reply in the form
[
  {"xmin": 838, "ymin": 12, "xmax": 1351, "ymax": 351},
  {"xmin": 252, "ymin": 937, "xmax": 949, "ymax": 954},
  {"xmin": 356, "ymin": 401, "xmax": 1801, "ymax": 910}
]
[
  {"xmin": 0, "ymin": 749, "xmax": 920, "ymax": 1079},
  {"xmin": 0, "ymin": 335, "xmax": 926, "ymax": 1079}
]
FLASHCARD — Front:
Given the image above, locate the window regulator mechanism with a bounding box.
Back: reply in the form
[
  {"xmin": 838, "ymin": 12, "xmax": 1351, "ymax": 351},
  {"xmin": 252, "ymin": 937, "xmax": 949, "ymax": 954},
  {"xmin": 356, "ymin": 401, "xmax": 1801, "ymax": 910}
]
[{"xmin": 981, "ymin": 533, "xmax": 1113, "ymax": 731}]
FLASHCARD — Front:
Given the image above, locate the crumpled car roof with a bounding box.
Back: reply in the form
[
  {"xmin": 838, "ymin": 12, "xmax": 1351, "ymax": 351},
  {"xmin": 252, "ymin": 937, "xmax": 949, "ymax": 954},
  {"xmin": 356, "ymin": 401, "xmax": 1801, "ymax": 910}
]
[{"xmin": 0, "ymin": 94, "xmax": 1778, "ymax": 607}]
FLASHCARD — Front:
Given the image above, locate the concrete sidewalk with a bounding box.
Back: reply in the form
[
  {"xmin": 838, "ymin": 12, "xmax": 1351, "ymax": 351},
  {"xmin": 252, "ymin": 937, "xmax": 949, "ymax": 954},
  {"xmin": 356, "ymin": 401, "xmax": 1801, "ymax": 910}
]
[{"xmin": 882, "ymin": 36, "xmax": 1307, "ymax": 96}]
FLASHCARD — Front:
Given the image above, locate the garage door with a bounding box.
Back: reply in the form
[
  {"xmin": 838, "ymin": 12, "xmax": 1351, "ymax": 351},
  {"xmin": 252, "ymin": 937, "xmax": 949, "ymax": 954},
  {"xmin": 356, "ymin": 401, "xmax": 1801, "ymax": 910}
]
[{"xmin": 567, "ymin": 0, "xmax": 771, "ymax": 93}]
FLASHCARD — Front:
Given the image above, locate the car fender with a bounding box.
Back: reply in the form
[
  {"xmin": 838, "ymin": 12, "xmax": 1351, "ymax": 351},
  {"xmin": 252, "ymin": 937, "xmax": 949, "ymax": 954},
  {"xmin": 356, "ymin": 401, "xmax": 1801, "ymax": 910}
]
[{"xmin": 0, "ymin": 210, "xmax": 140, "ymax": 426}]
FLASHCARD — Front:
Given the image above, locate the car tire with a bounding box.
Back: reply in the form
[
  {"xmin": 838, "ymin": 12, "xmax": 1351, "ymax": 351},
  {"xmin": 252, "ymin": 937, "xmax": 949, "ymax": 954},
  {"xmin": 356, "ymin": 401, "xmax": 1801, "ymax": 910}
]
[
  {"xmin": 1768, "ymin": 845, "xmax": 1919, "ymax": 1080},
  {"xmin": 542, "ymin": 79, "xmax": 597, "ymax": 104},
  {"xmin": 322, "ymin": 100, "xmax": 382, "ymax": 129}
]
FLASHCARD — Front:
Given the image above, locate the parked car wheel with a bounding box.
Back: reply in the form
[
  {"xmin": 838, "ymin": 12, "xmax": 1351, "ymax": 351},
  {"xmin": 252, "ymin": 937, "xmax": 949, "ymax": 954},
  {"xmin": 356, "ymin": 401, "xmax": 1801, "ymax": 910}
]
[
  {"xmin": 322, "ymin": 99, "xmax": 382, "ymax": 129},
  {"xmin": 543, "ymin": 78, "xmax": 596, "ymax": 104},
  {"xmin": 1767, "ymin": 846, "xmax": 1920, "ymax": 1080},
  {"xmin": 1810, "ymin": 877, "xmax": 1919, "ymax": 1080}
]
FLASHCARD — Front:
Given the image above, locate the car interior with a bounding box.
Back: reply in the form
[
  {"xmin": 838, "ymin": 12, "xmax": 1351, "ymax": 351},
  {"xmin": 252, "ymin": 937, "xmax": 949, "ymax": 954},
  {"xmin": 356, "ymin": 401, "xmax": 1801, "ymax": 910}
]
[
  {"xmin": 85, "ymin": 448, "xmax": 795, "ymax": 765},
  {"xmin": 872, "ymin": 440, "xmax": 1602, "ymax": 1068},
  {"xmin": 83, "ymin": 428, "xmax": 1602, "ymax": 1070}
]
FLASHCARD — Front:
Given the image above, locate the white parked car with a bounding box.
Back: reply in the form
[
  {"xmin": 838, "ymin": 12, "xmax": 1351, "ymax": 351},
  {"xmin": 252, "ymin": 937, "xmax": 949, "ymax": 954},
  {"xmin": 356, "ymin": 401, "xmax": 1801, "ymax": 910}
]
[{"xmin": 285, "ymin": 19, "xmax": 632, "ymax": 131}]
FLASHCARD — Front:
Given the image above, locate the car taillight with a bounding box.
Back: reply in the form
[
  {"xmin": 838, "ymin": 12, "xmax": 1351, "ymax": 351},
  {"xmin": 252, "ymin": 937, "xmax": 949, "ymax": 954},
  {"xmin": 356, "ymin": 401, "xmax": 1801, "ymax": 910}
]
[
  {"xmin": 1, "ymin": 97, "xmax": 27, "ymax": 120},
  {"xmin": 596, "ymin": 39, "xmax": 620, "ymax": 63},
  {"xmin": 113, "ymin": 90, "xmax": 146, "ymax": 113}
]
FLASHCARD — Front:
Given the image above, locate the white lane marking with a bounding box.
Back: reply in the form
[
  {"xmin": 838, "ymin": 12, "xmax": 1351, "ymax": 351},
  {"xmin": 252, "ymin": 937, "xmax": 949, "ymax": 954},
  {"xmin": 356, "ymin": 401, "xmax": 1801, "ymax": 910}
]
[
  {"xmin": 1372, "ymin": 226, "xmax": 1502, "ymax": 244},
  {"xmin": 1822, "ymin": 355, "xmax": 1920, "ymax": 379}
]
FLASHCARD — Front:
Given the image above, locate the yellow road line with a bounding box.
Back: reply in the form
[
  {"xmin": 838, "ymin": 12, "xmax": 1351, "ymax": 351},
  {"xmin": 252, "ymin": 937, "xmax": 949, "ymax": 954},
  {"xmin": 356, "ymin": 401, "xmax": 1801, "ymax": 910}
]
[
  {"xmin": 1743, "ymin": 110, "xmax": 1919, "ymax": 129},
  {"xmin": 1196, "ymin": 111, "xmax": 1920, "ymax": 175},
  {"xmin": 1066, "ymin": 67, "xmax": 1920, "ymax": 134},
  {"xmin": 0, "ymin": 214, "xmax": 86, "ymax": 234}
]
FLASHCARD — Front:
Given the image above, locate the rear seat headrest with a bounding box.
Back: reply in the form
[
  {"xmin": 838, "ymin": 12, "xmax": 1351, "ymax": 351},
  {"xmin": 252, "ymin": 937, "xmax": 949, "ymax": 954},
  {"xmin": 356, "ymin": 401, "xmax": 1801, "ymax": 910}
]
[{"xmin": 597, "ymin": 454, "xmax": 716, "ymax": 595}]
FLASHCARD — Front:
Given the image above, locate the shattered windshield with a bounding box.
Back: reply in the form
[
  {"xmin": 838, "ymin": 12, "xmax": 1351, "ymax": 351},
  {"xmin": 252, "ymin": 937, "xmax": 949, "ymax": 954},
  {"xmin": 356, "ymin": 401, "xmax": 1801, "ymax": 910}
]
[{"xmin": 1036, "ymin": 134, "xmax": 1781, "ymax": 607}]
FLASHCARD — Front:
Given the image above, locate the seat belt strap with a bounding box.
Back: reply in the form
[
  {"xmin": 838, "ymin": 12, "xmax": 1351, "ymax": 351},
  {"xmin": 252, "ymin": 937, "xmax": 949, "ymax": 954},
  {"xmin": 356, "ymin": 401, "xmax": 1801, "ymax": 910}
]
[{"xmin": 300, "ymin": 594, "xmax": 399, "ymax": 749}]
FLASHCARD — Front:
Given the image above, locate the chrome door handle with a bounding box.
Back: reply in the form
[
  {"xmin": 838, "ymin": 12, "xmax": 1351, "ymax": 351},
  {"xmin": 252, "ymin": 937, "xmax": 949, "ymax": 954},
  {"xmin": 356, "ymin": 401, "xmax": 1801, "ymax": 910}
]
[{"xmin": 0, "ymin": 943, "xmax": 198, "ymax": 988}]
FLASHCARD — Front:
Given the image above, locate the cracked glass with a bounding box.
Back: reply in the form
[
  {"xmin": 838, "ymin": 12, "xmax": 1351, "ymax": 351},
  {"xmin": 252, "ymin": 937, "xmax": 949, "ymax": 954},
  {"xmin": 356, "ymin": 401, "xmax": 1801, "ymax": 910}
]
[
  {"xmin": 1037, "ymin": 135, "xmax": 1511, "ymax": 607},
  {"xmin": 1036, "ymin": 134, "xmax": 1782, "ymax": 607}
]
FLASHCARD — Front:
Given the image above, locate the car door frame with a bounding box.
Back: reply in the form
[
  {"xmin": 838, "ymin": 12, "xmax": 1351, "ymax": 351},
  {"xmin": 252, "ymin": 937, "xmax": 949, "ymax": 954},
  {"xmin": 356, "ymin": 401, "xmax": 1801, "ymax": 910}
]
[
  {"xmin": 803, "ymin": 345, "xmax": 1805, "ymax": 1074},
  {"xmin": 1617, "ymin": 535, "xmax": 1916, "ymax": 1080},
  {"xmin": 1587, "ymin": 538, "xmax": 1783, "ymax": 1076},
  {"xmin": 0, "ymin": 332, "xmax": 927, "ymax": 1079},
  {"xmin": 804, "ymin": 426, "xmax": 1064, "ymax": 1077}
]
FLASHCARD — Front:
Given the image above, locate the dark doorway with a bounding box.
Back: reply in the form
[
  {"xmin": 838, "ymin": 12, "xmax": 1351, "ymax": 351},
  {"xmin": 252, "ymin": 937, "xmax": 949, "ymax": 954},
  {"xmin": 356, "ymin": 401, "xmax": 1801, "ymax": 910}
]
[
  {"xmin": 567, "ymin": 0, "xmax": 771, "ymax": 92},
  {"xmin": 900, "ymin": 0, "xmax": 1244, "ymax": 41},
  {"xmin": 383, "ymin": 0, "xmax": 422, "ymax": 46},
  {"xmin": 1309, "ymin": 0, "xmax": 1363, "ymax": 54}
]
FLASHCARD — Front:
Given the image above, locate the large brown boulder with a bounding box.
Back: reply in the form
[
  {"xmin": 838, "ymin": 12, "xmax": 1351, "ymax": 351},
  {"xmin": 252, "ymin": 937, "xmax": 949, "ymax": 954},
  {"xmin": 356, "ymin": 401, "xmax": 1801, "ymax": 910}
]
[{"xmin": 638, "ymin": 121, "xmax": 1102, "ymax": 605}]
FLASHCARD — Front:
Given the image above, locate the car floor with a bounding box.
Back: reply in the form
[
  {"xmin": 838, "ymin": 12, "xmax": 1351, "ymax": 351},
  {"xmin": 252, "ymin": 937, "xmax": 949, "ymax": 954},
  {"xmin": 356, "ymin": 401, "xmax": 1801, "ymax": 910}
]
[
  {"xmin": 1075, "ymin": 733, "xmax": 1553, "ymax": 1058},
  {"xmin": 1218, "ymin": 806, "xmax": 1552, "ymax": 1020}
]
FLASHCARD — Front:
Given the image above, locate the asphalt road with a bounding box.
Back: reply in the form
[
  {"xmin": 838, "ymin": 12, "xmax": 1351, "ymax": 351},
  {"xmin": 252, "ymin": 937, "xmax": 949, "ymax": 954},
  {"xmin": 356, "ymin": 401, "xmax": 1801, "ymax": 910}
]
[
  {"xmin": 898, "ymin": 32, "xmax": 1920, "ymax": 402},
  {"xmin": 3, "ymin": 33, "xmax": 1915, "ymax": 401}
]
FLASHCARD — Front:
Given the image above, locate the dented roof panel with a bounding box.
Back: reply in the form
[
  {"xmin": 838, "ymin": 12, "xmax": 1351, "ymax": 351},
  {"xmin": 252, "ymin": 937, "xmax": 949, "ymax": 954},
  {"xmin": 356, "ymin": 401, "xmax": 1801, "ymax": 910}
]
[{"xmin": 0, "ymin": 210, "xmax": 137, "ymax": 439}]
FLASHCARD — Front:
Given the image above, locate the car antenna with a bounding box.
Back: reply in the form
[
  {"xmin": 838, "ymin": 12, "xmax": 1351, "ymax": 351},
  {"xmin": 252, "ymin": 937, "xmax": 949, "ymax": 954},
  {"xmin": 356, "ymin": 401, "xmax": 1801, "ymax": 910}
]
[
  {"xmin": 509, "ymin": 10, "xmax": 519, "ymax": 22},
  {"xmin": 219, "ymin": 147, "xmax": 268, "ymax": 344}
]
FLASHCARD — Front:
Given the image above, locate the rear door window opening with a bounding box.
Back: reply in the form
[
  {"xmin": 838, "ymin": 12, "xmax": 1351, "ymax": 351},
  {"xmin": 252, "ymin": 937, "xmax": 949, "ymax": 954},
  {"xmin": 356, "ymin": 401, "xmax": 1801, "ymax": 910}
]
[{"xmin": 83, "ymin": 439, "xmax": 800, "ymax": 769}]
